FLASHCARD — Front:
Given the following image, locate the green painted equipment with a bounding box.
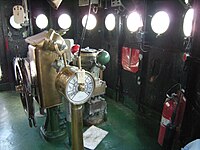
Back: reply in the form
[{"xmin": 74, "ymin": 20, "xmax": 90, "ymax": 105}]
[{"xmin": 97, "ymin": 50, "xmax": 110, "ymax": 65}]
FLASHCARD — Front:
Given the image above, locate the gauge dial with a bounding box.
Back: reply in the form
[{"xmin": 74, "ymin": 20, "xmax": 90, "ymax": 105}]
[{"xmin": 65, "ymin": 72, "xmax": 94, "ymax": 104}]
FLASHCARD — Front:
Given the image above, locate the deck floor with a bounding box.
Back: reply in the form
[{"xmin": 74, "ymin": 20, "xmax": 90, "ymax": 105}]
[{"xmin": 0, "ymin": 91, "xmax": 161, "ymax": 150}]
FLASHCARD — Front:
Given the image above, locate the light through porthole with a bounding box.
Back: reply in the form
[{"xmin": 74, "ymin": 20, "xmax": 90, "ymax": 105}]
[
  {"xmin": 58, "ymin": 13, "xmax": 72, "ymax": 30},
  {"xmin": 127, "ymin": 11, "xmax": 143, "ymax": 32},
  {"xmin": 183, "ymin": 8, "xmax": 194, "ymax": 37},
  {"xmin": 185, "ymin": 0, "xmax": 189, "ymax": 5},
  {"xmin": 82, "ymin": 14, "xmax": 97, "ymax": 30},
  {"xmin": 0, "ymin": 65, "xmax": 2, "ymax": 80},
  {"xmin": 10, "ymin": 15, "xmax": 22, "ymax": 29},
  {"xmin": 36, "ymin": 14, "xmax": 48, "ymax": 29},
  {"xmin": 105, "ymin": 13, "xmax": 115, "ymax": 31},
  {"xmin": 151, "ymin": 11, "xmax": 170, "ymax": 35}
]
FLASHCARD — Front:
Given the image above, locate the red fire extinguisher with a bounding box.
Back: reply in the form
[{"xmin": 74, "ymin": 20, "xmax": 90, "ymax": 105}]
[{"xmin": 158, "ymin": 83, "xmax": 186, "ymax": 149}]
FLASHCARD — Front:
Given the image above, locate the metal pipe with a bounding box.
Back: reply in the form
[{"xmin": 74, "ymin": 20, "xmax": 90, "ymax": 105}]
[
  {"xmin": 78, "ymin": 56, "xmax": 82, "ymax": 70},
  {"xmin": 78, "ymin": 0, "xmax": 92, "ymax": 57},
  {"xmin": 23, "ymin": 0, "xmax": 29, "ymax": 22}
]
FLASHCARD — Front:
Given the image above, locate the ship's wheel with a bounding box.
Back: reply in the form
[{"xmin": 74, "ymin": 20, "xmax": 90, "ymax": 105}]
[{"xmin": 14, "ymin": 58, "xmax": 36, "ymax": 127}]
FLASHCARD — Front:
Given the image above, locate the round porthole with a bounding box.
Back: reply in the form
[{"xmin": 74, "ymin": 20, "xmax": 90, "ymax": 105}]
[
  {"xmin": 82, "ymin": 14, "xmax": 97, "ymax": 30},
  {"xmin": 183, "ymin": 8, "xmax": 194, "ymax": 37},
  {"xmin": 58, "ymin": 13, "xmax": 72, "ymax": 30},
  {"xmin": 105, "ymin": 13, "xmax": 115, "ymax": 31},
  {"xmin": 36, "ymin": 14, "xmax": 48, "ymax": 29},
  {"xmin": 127, "ymin": 11, "xmax": 143, "ymax": 32},
  {"xmin": 151, "ymin": 11, "xmax": 170, "ymax": 35}
]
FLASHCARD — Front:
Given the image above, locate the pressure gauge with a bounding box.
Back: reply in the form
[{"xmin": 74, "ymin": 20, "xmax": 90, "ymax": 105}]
[{"xmin": 56, "ymin": 66, "xmax": 95, "ymax": 105}]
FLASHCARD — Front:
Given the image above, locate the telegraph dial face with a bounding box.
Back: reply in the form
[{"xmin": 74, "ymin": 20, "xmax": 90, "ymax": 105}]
[{"xmin": 65, "ymin": 72, "xmax": 95, "ymax": 105}]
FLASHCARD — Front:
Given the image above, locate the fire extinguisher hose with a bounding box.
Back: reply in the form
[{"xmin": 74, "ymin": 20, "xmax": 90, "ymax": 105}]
[{"xmin": 166, "ymin": 83, "xmax": 182, "ymax": 99}]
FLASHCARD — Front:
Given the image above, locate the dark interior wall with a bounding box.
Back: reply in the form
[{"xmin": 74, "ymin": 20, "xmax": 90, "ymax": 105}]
[
  {"xmin": 0, "ymin": 0, "xmax": 184, "ymax": 111},
  {"xmin": 0, "ymin": 0, "xmax": 188, "ymax": 111},
  {"xmin": 29, "ymin": 0, "xmax": 78, "ymax": 39},
  {"xmin": 75, "ymin": 4, "xmax": 120, "ymax": 92},
  {"xmin": 181, "ymin": 59, "xmax": 200, "ymax": 146},
  {"xmin": 77, "ymin": 6, "xmax": 104, "ymax": 48},
  {"xmin": 103, "ymin": 0, "xmax": 146, "ymax": 103},
  {"xmin": 180, "ymin": 0, "xmax": 200, "ymax": 146},
  {"xmin": 101, "ymin": 0, "xmax": 186, "ymax": 113},
  {"xmin": 0, "ymin": 0, "xmax": 200, "ymax": 145},
  {"xmin": 54, "ymin": 0, "xmax": 78, "ymax": 40},
  {"xmin": 29, "ymin": 0, "xmax": 51, "ymax": 34},
  {"xmin": 0, "ymin": 0, "xmax": 78, "ymax": 91},
  {"xmin": 191, "ymin": 1, "xmax": 200, "ymax": 58},
  {"xmin": 0, "ymin": 0, "xmax": 30, "ymax": 90},
  {"xmin": 142, "ymin": 49, "xmax": 185, "ymax": 112},
  {"xmin": 145, "ymin": 0, "xmax": 185, "ymax": 50},
  {"xmin": 0, "ymin": 5, "xmax": 8, "ymax": 84},
  {"xmin": 141, "ymin": 0, "xmax": 186, "ymax": 112},
  {"xmin": 103, "ymin": 13, "xmax": 120, "ymax": 94}
]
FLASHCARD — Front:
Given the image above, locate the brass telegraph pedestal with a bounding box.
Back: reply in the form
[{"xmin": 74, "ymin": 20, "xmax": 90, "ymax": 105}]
[
  {"xmin": 71, "ymin": 104, "xmax": 84, "ymax": 150},
  {"xmin": 56, "ymin": 57, "xmax": 95, "ymax": 150},
  {"xmin": 25, "ymin": 29, "xmax": 70, "ymax": 142}
]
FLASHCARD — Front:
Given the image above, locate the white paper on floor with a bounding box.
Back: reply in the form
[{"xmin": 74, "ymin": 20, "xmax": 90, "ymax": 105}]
[{"xmin": 83, "ymin": 125, "xmax": 108, "ymax": 150}]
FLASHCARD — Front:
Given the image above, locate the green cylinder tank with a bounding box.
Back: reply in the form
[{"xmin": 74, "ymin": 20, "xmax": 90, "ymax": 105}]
[{"xmin": 97, "ymin": 50, "xmax": 110, "ymax": 65}]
